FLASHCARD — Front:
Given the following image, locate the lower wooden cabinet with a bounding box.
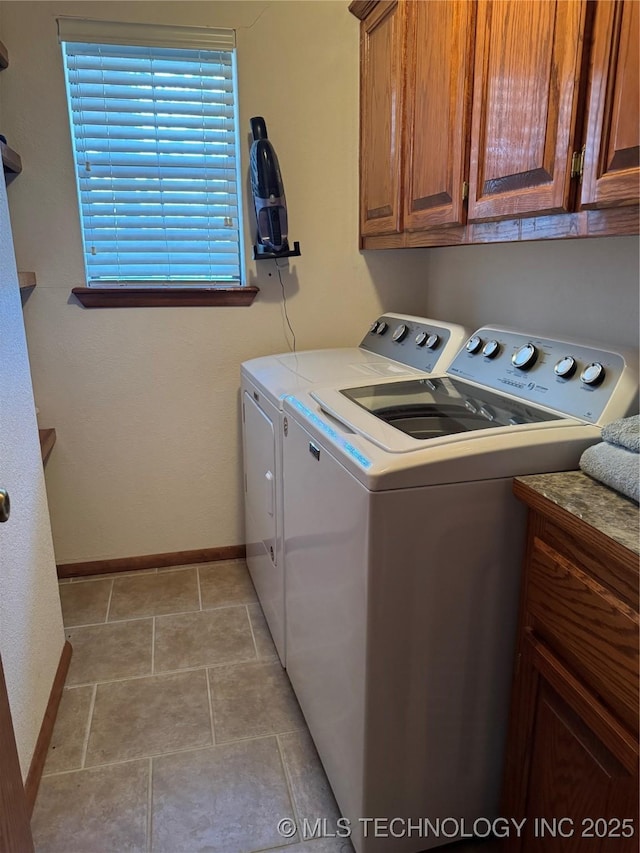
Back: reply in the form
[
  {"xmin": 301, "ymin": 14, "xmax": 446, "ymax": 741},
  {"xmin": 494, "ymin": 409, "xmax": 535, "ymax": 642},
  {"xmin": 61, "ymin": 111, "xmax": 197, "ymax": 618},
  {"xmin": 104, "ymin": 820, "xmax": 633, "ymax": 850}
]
[{"xmin": 502, "ymin": 478, "xmax": 639, "ymax": 851}]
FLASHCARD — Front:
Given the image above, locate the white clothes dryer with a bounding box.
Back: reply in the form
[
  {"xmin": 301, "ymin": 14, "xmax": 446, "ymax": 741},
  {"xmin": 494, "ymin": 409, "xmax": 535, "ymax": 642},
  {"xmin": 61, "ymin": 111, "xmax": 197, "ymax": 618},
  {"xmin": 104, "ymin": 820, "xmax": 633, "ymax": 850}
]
[{"xmin": 241, "ymin": 314, "xmax": 469, "ymax": 664}]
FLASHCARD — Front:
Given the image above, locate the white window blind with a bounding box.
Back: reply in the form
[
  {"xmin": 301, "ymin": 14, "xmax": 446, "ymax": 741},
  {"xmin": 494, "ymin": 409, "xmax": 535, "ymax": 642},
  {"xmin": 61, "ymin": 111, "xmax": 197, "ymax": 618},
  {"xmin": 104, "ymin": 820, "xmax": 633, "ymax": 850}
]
[{"xmin": 60, "ymin": 23, "xmax": 243, "ymax": 287}]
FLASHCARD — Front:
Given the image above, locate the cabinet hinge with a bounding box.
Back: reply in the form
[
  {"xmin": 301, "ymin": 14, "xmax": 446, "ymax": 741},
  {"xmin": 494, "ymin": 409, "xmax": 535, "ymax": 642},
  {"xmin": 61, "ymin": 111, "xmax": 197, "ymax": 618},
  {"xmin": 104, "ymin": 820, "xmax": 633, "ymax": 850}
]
[
  {"xmin": 462, "ymin": 181, "xmax": 469, "ymax": 201},
  {"xmin": 571, "ymin": 145, "xmax": 586, "ymax": 180}
]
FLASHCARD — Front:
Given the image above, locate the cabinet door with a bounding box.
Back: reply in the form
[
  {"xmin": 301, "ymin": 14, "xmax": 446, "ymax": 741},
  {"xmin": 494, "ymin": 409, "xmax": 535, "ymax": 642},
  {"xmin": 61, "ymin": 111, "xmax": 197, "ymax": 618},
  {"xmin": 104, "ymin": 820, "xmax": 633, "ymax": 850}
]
[
  {"xmin": 402, "ymin": 1, "xmax": 475, "ymax": 230},
  {"xmin": 581, "ymin": 1, "xmax": 640, "ymax": 209},
  {"xmin": 359, "ymin": 0, "xmax": 405, "ymax": 236},
  {"xmin": 503, "ymin": 634, "xmax": 639, "ymax": 852},
  {"xmin": 468, "ymin": 0, "xmax": 587, "ymax": 222}
]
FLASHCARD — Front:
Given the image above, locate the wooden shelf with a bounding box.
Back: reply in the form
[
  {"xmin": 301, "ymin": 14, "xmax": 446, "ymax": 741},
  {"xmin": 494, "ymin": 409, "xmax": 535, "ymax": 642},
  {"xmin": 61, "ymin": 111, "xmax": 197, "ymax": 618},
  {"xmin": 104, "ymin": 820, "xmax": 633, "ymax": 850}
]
[
  {"xmin": 1, "ymin": 141, "xmax": 22, "ymax": 183},
  {"xmin": 0, "ymin": 41, "xmax": 8, "ymax": 71},
  {"xmin": 38, "ymin": 429, "xmax": 56, "ymax": 464},
  {"xmin": 18, "ymin": 271, "xmax": 36, "ymax": 291}
]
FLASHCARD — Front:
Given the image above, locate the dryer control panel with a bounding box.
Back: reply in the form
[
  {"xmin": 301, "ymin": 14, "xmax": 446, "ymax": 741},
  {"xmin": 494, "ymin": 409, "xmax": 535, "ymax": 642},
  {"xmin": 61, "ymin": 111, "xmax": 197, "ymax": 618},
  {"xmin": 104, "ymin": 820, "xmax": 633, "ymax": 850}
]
[
  {"xmin": 359, "ymin": 314, "xmax": 468, "ymax": 374},
  {"xmin": 447, "ymin": 328, "xmax": 638, "ymax": 424}
]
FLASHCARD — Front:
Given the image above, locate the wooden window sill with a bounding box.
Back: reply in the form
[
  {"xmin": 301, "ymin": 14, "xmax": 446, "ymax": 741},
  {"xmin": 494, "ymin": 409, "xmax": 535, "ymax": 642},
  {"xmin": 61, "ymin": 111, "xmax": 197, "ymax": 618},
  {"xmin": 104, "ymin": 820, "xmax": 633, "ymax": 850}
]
[{"xmin": 71, "ymin": 286, "xmax": 259, "ymax": 308}]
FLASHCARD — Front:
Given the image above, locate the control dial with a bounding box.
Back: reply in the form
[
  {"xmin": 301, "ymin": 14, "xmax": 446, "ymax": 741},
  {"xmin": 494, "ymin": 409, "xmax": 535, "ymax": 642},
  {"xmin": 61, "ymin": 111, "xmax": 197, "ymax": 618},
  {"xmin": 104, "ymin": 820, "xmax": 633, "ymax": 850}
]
[
  {"xmin": 415, "ymin": 331, "xmax": 428, "ymax": 347},
  {"xmin": 554, "ymin": 356, "xmax": 577, "ymax": 379},
  {"xmin": 580, "ymin": 362, "xmax": 606, "ymax": 386},
  {"xmin": 482, "ymin": 340, "xmax": 500, "ymax": 359},
  {"xmin": 370, "ymin": 321, "xmax": 379, "ymax": 334},
  {"xmin": 466, "ymin": 335, "xmax": 483, "ymax": 354},
  {"xmin": 376, "ymin": 321, "xmax": 388, "ymax": 335},
  {"xmin": 512, "ymin": 343, "xmax": 538, "ymax": 370},
  {"xmin": 425, "ymin": 333, "xmax": 440, "ymax": 350},
  {"xmin": 392, "ymin": 323, "xmax": 409, "ymax": 342}
]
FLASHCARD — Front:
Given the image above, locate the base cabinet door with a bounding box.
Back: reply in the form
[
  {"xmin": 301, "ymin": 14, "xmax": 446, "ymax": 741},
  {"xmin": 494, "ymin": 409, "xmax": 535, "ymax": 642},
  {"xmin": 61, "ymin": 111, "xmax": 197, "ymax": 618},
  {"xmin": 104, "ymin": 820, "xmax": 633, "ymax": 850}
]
[
  {"xmin": 580, "ymin": 0, "xmax": 640, "ymax": 209},
  {"xmin": 506, "ymin": 636, "xmax": 639, "ymax": 853},
  {"xmin": 503, "ymin": 481, "xmax": 639, "ymax": 853},
  {"xmin": 359, "ymin": 0, "xmax": 405, "ymax": 236},
  {"xmin": 466, "ymin": 0, "xmax": 587, "ymax": 222},
  {"xmin": 402, "ymin": 0, "xmax": 475, "ymax": 230}
]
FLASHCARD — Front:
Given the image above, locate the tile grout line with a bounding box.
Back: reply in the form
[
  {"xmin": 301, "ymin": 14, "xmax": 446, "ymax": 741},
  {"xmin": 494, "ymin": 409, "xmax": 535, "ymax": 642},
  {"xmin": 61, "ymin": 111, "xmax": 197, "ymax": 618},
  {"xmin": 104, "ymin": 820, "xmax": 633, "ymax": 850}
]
[
  {"xmin": 69, "ymin": 568, "xmax": 160, "ymax": 584},
  {"xmin": 275, "ymin": 734, "xmax": 302, "ymax": 843},
  {"xmin": 66, "ymin": 656, "xmax": 265, "ymax": 690},
  {"xmin": 104, "ymin": 578, "xmax": 115, "ymax": 622},
  {"xmin": 146, "ymin": 756, "xmax": 153, "ymax": 853},
  {"xmin": 66, "ymin": 561, "xmax": 245, "ymax": 585},
  {"xmin": 197, "ymin": 565, "xmax": 203, "ymax": 611},
  {"xmin": 44, "ymin": 754, "xmax": 156, "ymax": 779},
  {"xmin": 64, "ymin": 601, "xmax": 250, "ymax": 630},
  {"xmin": 205, "ymin": 668, "xmax": 216, "ymax": 746},
  {"xmin": 80, "ymin": 683, "xmax": 98, "ymax": 769},
  {"xmin": 63, "ymin": 600, "xmax": 251, "ymax": 631},
  {"xmin": 41, "ymin": 725, "xmax": 309, "ymax": 779},
  {"xmin": 151, "ymin": 616, "xmax": 156, "ymax": 675},
  {"xmin": 65, "ymin": 614, "xmax": 155, "ymax": 631},
  {"xmin": 246, "ymin": 604, "xmax": 260, "ymax": 659}
]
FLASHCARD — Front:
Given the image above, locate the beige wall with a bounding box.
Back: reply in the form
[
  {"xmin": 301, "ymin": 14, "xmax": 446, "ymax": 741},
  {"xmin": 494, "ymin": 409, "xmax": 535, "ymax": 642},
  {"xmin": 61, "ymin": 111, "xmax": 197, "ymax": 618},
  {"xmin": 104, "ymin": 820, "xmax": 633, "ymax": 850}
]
[
  {"xmin": 0, "ymin": 171, "xmax": 65, "ymax": 778},
  {"xmin": 0, "ymin": 1, "xmax": 428, "ymax": 564},
  {"xmin": 420, "ymin": 237, "xmax": 639, "ymax": 354},
  {"xmin": 1, "ymin": 1, "xmax": 638, "ymax": 567}
]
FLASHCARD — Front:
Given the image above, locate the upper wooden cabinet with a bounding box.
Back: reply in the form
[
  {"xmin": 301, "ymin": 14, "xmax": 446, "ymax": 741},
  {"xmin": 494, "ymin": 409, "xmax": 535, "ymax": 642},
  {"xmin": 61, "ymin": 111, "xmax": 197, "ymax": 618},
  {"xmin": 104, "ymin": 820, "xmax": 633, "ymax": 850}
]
[
  {"xmin": 350, "ymin": 0, "xmax": 639, "ymax": 248},
  {"xmin": 468, "ymin": 1, "xmax": 587, "ymax": 222},
  {"xmin": 403, "ymin": 1, "xmax": 475, "ymax": 229},
  {"xmin": 580, "ymin": 0, "xmax": 640, "ymax": 209},
  {"xmin": 359, "ymin": 0, "xmax": 405, "ymax": 236}
]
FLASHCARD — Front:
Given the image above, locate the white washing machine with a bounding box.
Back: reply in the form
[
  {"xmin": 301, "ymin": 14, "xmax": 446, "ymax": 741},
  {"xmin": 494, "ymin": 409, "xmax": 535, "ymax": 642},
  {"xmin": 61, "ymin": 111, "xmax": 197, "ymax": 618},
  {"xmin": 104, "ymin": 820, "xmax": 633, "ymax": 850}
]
[
  {"xmin": 282, "ymin": 328, "xmax": 637, "ymax": 853},
  {"xmin": 241, "ymin": 314, "xmax": 469, "ymax": 665}
]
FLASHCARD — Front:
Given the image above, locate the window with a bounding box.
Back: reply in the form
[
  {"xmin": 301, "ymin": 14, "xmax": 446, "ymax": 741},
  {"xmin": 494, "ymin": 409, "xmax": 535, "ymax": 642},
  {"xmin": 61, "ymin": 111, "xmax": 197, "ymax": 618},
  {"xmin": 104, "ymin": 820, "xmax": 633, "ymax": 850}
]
[{"xmin": 59, "ymin": 19, "xmax": 245, "ymax": 294}]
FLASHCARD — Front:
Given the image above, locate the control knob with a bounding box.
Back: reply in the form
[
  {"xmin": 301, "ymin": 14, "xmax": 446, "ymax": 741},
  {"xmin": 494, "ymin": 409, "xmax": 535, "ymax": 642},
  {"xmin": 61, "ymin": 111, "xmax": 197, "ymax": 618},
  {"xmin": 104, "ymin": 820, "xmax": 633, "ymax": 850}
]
[
  {"xmin": 512, "ymin": 343, "xmax": 538, "ymax": 370},
  {"xmin": 466, "ymin": 335, "xmax": 483, "ymax": 354},
  {"xmin": 554, "ymin": 356, "xmax": 577, "ymax": 379},
  {"xmin": 415, "ymin": 331, "xmax": 428, "ymax": 347},
  {"xmin": 370, "ymin": 321, "xmax": 379, "ymax": 334},
  {"xmin": 482, "ymin": 340, "xmax": 501, "ymax": 359},
  {"xmin": 580, "ymin": 362, "xmax": 606, "ymax": 386},
  {"xmin": 392, "ymin": 323, "xmax": 409, "ymax": 342},
  {"xmin": 425, "ymin": 333, "xmax": 440, "ymax": 350},
  {"xmin": 376, "ymin": 321, "xmax": 388, "ymax": 335}
]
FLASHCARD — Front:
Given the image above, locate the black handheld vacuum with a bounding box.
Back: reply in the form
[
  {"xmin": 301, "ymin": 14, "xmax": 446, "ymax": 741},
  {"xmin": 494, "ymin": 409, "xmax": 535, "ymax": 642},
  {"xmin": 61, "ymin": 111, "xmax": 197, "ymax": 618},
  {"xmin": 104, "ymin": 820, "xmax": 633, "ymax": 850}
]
[{"xmin": 249, "ymin": 116, "xmax": 301, "ymax": 260}]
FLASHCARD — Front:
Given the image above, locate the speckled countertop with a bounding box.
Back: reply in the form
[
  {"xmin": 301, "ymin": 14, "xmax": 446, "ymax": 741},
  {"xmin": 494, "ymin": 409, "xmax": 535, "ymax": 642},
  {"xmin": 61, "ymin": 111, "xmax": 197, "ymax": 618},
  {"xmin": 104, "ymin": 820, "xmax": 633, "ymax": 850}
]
[{"xmin": 515, "ymin": 471, "xmax": 640, "ymax": 556}]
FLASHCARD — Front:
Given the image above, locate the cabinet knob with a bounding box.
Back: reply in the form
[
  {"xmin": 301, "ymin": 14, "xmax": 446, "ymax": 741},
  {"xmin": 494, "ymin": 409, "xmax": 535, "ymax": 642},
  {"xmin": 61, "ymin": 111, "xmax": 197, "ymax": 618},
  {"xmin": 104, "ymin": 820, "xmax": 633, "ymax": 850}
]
[{"xmin": 0, "ymin": 489, "xmax": 10, "ymax": 523}]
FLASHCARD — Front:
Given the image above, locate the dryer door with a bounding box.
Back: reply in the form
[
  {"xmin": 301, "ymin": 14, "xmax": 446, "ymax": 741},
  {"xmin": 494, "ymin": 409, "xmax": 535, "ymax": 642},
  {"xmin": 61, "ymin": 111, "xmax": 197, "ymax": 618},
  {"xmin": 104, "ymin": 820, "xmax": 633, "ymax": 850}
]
[
  {"xmin": 242, "ymin": 390, "xmax": 285, "ymax": 664},
  {"xmin": 243, "ymin": 391, "xmax": 277, "ymax": 563}
]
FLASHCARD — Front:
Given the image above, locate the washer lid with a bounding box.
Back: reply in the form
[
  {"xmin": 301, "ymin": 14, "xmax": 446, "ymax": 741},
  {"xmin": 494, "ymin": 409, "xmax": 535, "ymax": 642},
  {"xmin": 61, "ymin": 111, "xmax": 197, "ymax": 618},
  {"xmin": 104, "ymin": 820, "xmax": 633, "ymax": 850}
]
[
  {"xmin": 311, "ymin": 376, "xmax": 572, "ymax": 455},
  {"xmin": 340, "ymin": 376, "xmax": 561, "ymax": 441}
]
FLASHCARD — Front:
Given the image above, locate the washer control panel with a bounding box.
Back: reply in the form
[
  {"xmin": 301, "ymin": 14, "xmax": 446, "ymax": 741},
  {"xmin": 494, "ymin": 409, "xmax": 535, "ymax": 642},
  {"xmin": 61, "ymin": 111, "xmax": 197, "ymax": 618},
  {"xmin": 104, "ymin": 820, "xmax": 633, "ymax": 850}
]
[
  {"xmin": 361, "ymin": 314, "xmax": 469, "ymax": 374},
  {"xmin": 447, "ymin": 327, "xmax": 636, "ymax": 423}
]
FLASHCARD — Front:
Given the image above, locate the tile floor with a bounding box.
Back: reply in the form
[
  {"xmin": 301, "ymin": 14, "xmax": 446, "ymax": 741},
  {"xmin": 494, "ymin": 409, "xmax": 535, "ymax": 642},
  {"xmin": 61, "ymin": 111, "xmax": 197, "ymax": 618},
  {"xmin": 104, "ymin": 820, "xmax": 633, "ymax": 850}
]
[{"xmin": 34, "ymin": 560, "xmax": 499, "ymax": 853}]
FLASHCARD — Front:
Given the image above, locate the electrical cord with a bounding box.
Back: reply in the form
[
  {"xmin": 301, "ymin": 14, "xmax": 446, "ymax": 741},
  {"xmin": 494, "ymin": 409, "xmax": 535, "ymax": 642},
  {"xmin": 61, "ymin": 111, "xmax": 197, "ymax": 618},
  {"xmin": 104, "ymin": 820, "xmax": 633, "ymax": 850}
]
[{"xmin": 275, "ymin": 259, "xmax": 296, "ymax": 352}]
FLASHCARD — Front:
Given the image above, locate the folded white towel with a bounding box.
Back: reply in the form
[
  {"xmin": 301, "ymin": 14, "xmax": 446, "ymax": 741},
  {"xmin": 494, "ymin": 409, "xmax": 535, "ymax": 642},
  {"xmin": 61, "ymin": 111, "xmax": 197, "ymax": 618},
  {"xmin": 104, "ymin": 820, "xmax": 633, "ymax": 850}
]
[
  {"xmin": 601, "ymin": 414, "xmax": 640, "ymax": 454},
  {"xmin": 580, "ymin": 441, "xmax": 640, "ymax": 503}
]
